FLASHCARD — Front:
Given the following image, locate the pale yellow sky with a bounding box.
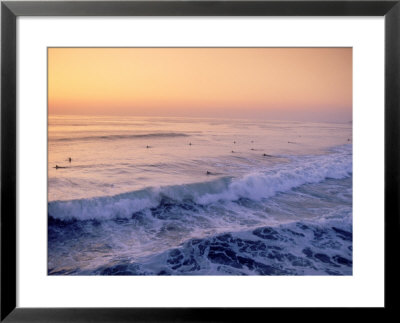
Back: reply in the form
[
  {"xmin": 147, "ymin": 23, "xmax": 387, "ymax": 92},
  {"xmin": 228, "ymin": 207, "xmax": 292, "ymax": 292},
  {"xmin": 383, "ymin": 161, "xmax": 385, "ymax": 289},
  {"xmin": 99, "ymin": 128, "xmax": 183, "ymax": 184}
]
[{"xmin": 48, "ymin": 48, "xmax": 352, "ymax": 122}]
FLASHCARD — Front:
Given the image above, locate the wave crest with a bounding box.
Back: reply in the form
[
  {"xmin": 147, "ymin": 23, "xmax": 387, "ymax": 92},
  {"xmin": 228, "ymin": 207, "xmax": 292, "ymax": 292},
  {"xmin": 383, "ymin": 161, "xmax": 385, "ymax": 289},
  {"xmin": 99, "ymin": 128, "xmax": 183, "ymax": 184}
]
[{"xmin": 48, "ymin": 145, "xmax": 352, "ymax": 221}]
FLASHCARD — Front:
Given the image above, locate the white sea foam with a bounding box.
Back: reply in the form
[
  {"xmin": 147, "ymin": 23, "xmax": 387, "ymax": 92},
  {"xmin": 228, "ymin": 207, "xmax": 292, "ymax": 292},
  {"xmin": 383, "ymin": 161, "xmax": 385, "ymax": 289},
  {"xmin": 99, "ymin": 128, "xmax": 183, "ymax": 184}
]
[{"xmin": 48, "ymin": 145, "xmax": 352, "ymax": 221}]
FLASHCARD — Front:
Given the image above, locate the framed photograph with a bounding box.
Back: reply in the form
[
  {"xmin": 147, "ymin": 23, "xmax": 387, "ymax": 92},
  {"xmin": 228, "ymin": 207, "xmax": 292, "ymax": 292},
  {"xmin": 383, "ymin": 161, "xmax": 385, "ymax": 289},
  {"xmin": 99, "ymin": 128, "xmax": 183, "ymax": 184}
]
[
  {"xmin": 46, "ymin": 46, "xmax": 354, "ymax": 277},
  {"xmin": 1, "ymin": 0, "xmax": 399, "ymax": 321}
]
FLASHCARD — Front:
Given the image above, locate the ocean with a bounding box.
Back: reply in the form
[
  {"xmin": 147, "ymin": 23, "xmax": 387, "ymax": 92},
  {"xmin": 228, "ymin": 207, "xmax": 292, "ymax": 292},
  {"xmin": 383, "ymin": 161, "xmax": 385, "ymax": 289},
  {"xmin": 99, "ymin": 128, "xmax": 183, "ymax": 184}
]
[{"xmin": 48, "ymin": 115, "xmax": 352, "ymax": 275}]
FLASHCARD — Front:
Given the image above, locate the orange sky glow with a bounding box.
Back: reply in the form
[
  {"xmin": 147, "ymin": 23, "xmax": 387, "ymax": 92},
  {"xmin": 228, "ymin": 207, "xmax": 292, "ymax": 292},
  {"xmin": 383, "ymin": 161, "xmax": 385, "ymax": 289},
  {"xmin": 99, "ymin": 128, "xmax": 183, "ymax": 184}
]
[{"xmin": 48, "ymin": 48, "xmax": 352, "ymax": 122}]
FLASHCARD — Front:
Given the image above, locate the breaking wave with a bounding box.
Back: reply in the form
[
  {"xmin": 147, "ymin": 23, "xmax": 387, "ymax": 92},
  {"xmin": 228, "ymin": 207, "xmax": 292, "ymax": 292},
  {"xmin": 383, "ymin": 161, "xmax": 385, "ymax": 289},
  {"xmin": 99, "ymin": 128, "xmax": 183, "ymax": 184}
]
[{"xmin": 48, "ymin": 145, "xmax": 352, "ymax": 222}]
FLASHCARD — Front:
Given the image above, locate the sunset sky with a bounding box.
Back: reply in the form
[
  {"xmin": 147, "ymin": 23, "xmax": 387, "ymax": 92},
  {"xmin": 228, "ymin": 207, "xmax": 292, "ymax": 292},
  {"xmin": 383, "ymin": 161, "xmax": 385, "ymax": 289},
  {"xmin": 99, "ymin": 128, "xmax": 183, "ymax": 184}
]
[{"xmin": 48, "ymin": 48, "xmax": 352, "ymax": 122}]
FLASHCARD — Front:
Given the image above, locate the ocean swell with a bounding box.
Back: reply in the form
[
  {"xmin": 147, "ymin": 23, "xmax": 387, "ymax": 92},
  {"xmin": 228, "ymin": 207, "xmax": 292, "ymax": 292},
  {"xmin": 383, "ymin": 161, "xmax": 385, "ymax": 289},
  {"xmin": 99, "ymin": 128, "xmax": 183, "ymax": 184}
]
[{"xmin": 50, "ymin": 132, "xmax": 189, "ymax": 142}]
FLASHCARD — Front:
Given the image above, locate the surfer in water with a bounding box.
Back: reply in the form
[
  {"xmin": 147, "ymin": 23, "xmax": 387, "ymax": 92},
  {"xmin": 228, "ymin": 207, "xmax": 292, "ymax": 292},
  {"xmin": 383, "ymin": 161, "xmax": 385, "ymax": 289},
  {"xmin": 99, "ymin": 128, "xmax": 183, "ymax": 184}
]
[{"xmin": 54, "ymin": 165, "xmax": 67, "ymax": 169}]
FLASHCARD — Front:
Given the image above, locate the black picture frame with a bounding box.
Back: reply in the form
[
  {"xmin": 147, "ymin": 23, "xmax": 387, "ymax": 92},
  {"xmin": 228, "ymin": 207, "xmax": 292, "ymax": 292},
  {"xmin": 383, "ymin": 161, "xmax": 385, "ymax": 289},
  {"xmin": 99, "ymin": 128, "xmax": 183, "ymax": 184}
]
[{"xmin": 1, "ymin": 0, "xmax": 399, "ymax": 321}]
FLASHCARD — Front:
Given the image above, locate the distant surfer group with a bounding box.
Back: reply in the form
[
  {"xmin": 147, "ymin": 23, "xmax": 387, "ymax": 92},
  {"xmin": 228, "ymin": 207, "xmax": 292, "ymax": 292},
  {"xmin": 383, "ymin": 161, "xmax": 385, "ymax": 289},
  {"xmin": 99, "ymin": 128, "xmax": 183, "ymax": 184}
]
[
  {"xmin": 54, "ymin": 137, "xmax": 351, "ymax": 172},
  {"xmin": 54, "ymin": 157, "xmax": 72, "ymax": 169}
]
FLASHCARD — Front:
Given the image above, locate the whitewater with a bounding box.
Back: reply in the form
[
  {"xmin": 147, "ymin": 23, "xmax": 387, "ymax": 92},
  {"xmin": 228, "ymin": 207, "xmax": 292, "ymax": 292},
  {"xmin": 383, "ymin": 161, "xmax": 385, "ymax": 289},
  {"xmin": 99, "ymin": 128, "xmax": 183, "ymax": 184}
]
[{"xmin": 48, "ymin": 116, "xmax": 352, "ymax": 275}]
